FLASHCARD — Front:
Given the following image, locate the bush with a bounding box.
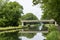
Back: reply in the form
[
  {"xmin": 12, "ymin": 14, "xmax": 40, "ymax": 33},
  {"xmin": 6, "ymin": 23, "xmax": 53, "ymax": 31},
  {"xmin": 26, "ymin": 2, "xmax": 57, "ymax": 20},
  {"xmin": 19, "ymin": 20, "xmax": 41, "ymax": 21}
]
[
  {"xmin": 44, "ymin": 24, "xmax": 57, "ymax": 32},
  {"xmin": 46, "ymin": 31, "xmax": 60, "ymax": 40},
  {"xmin": 46, "ymin": 24, "xmax": 60, "ymax": 40},
  {"xmin": 0, "ymin": 31, "xmax": 20, "ymax": 40}
]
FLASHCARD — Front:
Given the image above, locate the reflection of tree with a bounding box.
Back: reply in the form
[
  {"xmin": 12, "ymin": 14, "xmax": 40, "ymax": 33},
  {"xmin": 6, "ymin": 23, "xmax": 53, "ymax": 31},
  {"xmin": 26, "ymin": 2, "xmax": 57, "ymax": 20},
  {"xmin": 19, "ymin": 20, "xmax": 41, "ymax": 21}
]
[
  {"xmin": 41, "ymin": 24, "xmax": 48, "ymax": 31},
  {"xmin": 23, "ymin": 24, "xmax": 40, "ymax": 31},
  {"xmin": 19, "ymin": 33, "xmax": 36, "ymax": 38}
]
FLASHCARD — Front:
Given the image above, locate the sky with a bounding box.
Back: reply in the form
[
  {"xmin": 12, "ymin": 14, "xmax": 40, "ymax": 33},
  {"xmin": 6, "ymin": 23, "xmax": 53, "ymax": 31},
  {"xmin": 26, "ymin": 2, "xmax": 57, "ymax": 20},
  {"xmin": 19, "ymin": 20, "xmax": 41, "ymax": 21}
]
[{"xmin": 10, "ymin": 0, "xmax": 42, "ymax": 20}]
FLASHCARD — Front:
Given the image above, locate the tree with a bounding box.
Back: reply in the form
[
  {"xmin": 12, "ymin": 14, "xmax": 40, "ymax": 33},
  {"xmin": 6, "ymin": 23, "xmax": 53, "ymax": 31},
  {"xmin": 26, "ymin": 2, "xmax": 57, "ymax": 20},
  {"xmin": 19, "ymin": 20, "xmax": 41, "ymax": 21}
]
[
  {"xmin": 0, "ymin": 0, "xmax": 8, "ymax": 27},
  {"xmin": 0, "ymin": 0, "xmax": 9, "ymax": 8},
  {"xmin": 0, "ymin": 1, "xmax": 23, "ymax": 40},
  {"xmin": 44, "ymin": 24, "xmax": 60, "ymax": 40},
  {"xmin": 0, "ymin": 1, "xmax": 23, "ymax": 27},
  {"xmin": 46, "ymin": 31, "xmax": 60, "ymax": 40},
  {"xmin": 33, "ymin": 0, "xmax": 60, "ymax": 40},
  {"xmin": 0, "ymin": 32, "xmax": 20, "ymax": 40},
  {"xmin": 21, "ymin": 13, "xmax": 38, "ymax": 20},
  {"xmin": 33, "ymin": 0, "xmax": 60, "ymax": 25},
  {"xmin": 44, "ymin": 24, "xmax": 57, "ymax": 32}
]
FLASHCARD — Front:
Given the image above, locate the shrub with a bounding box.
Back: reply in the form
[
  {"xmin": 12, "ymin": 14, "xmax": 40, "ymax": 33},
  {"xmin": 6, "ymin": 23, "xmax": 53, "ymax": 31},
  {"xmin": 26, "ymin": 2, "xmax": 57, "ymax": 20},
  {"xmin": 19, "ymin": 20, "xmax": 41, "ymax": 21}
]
[
  {"xmin": 0, "ymin": 31, "xmax": 20, "ymax": 40},
  {"xmin": 46, "ymin": 31, "xmax": 60, "ymax": 40}
]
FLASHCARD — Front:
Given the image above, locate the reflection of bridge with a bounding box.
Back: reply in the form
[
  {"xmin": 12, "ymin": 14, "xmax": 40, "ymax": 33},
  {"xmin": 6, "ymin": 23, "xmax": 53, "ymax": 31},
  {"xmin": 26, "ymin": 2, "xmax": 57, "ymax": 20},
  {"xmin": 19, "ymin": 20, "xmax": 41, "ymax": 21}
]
[
  {"xmin": 0, "ymin": 19, "xmax": 58, "ymax": 33},
  {"xmin": 19, "ymin": 31, "xmax": 48, "ymax": 33},
  {"xmin": 0, "ymin": 27, "xmax": 48, "ymax": 33}
]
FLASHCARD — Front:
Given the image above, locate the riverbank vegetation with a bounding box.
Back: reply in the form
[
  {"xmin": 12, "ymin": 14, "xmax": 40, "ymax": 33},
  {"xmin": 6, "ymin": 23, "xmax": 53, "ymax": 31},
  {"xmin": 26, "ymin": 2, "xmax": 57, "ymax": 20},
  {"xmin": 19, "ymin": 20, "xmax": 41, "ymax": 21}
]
[
  {"xmin": 46, "ymin": 24, "xmax": 60, "ymax": 40},
  {"xmin": 0, "ymin": 0, "xmax": 23, "ymax": 40},
  {"xmin": 0, "ymin": 0, "xmax": 60, "ymax": 40},
  {"xmin": 33, "ymin": 0, "xmax": 60, "ymax": 40}
]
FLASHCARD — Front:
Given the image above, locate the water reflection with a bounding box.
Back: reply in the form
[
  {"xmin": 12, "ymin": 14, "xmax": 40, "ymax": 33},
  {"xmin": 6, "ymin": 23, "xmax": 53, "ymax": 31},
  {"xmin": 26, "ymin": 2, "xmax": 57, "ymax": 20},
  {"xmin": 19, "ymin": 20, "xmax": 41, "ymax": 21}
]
[
  {"xmin": 19, "ymin": 23, "xmax": 46, "ymax": 40},
  {"xmin": 39, "ymin": 23, "xmax": 44, "ymax": 30},
  {"xmin": 19, "ymin": 32, "xmax": 46, "ymax": 40}
]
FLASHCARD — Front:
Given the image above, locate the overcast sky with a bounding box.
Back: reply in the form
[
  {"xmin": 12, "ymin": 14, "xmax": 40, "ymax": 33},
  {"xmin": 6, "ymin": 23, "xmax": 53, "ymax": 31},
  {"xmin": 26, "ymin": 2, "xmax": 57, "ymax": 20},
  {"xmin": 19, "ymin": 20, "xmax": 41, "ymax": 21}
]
[{"xmin": 10, "ymin": 0, "xmax": 42, "ymax": 20}]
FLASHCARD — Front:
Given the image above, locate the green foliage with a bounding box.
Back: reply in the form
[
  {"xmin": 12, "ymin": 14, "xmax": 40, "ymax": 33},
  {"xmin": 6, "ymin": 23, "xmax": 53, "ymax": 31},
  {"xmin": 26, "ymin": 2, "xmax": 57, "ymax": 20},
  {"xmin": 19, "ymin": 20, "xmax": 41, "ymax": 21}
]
[
  {"xmin": 45, "ymin": 24, "xmax": 60, "ymax": 40},
  {"xmin": 0, "ymin": 26, "xmax": 22, "ymax": 40},
  {"xmin": 0, "ymin": 0, "xmax": 9, "ymax": 8},
  {"xmin": 0, "ymin": 26, "xmax": 22, "ymax": 31},
  {"xmin": 21, "ymin": 13, "xmax": 39, "ymax": 31},
  {"xmin": 21, "ymin": 13, "xmax": 38, "ymax": 20},
  {"xmin": 0, "ymin": 1, "xmax": 23, "ymax": 40},
  {"xmin": 21, "ymin": 13, "xmax": 38, "ymax": 38},
  {"xmin": 19, "ymin": 33, "xmax": 36, "ymax": 38},
  {"xmin": 23, "ymin": 24, "xmax": 40, "ymax": 31},
  {"xmin": 45, "ymin": 24, "xmax": 57, "ymax": 32},
  {"xmin": 33, "ymin": 0, "xmax": 41, "ymax": 5},
  {"xmin": 42, "ymin": 24, "xmax": 59, "ymax": 40},
  {"xmin": 0, "ymin": 31, "xmax": 20, "ymax": 40},
  {"xmin": 0, "ymin": 1, "xmax": 23, "ymax": 27},
  {"xmin": 40, "ymin": 0, "xmax": 59, "ymax": 20},
  {"xmin": 46, "ymin": 31, "xmax": 60, "ymax": 40},
  {"xmin": 29, "ymin": 24, "xmax": 40, "ymax": 31},
  {"xmin": 41, "ymin": 26, "xmax": 48, "ymax": 31},
  {"xmin": 33, "ymin": 0, "xmax": 60, "ymax": 25},
  {"xmin": 33, "ymin": 0, "xmax": 60, "ymax": 40}
]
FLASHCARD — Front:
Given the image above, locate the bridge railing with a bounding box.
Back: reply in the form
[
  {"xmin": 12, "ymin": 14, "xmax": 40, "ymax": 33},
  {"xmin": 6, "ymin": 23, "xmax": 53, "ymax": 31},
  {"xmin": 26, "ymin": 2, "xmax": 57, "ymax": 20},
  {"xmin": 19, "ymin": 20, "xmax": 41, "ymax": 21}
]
[{"xmin": 21, "ymin": 19, "xmax": 58, "ymax": 26}]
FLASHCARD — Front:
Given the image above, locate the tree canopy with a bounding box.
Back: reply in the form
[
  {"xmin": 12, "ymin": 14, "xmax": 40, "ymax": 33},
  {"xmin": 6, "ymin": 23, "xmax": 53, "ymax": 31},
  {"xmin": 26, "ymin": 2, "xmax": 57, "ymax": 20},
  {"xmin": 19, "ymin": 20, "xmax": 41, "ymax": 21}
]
[
  {"xmin": 0, "ymin": 1, "xmax": 23, "ymax": 40},
  {"xmin": 0, "ymin": 0, "xmax": 8, "ymax": 8},
  {"xmin": 21, "ymin": 13, "xmax": 38, "ymax": 20},
  {"xmin": 33, "ymin": 0, "xmax": 60, "ymax": 40},
  {"xmin": 0, "ymin": 1, "xmax": 23, "ymax": 27},
  {"xmin": 33, "ymin": 0, "xmax": 60, "ymax": 25}
]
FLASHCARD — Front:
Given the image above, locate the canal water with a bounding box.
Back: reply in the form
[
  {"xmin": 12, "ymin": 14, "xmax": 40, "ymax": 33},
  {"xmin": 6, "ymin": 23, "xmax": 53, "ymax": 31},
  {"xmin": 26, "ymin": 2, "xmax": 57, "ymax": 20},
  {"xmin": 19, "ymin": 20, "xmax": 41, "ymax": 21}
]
[
  {"xmin": 19, "ymin": 24, "xmax": 46, "ymax": 40},
  {"xmin": 19, "ymin": 32, "xmax": 46, "ymax": 40}
]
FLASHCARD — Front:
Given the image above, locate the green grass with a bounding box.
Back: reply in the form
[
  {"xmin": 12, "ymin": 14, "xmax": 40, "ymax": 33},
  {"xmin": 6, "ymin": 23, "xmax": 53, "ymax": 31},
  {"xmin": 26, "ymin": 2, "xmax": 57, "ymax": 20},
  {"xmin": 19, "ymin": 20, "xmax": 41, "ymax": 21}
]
[
  {"xmin": 0, "ymin": 25, "xmax": 23, "ymax": 34},
  {"xmin": 0, "ymin": 25, "xmax": 22, "ymax": 30},
  {"xmin": 0, "ymin": 30, "xmax": 18, "ymax": 34}
]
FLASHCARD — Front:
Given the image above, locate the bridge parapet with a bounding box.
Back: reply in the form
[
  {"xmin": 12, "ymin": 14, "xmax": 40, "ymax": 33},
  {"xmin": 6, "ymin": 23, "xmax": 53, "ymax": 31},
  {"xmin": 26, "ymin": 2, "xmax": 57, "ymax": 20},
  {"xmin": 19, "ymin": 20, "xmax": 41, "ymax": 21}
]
[{"xmin": 21, "ymin": 19, "xmax": 57, "ymax": 26}]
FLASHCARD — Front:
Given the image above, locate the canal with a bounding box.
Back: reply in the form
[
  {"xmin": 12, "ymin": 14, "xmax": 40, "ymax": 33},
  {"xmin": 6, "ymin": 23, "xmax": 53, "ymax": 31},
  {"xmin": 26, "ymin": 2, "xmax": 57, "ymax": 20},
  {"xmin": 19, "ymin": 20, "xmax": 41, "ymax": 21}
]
[
  {"xmin": 19, "ymin": 32, "xmax": 46, "ymax": 40},
  {"xmin": 19, "ymin": 24, "xmax": 46, "ymax": 40}
]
